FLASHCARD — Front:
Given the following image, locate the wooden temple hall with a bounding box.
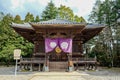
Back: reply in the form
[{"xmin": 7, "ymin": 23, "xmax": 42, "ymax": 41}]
[{"xmin": 11, "ymin": 19, "xmax": 104, "ymax": 72}]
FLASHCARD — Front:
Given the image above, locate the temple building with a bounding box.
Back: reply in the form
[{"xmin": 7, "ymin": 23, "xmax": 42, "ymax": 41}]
[{"xmin": 11, "ymin": 19, "xmax": 104, "ymax": 72}]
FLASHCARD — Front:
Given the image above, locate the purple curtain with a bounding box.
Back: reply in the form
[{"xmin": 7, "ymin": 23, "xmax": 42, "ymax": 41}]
[
  {"xmin": 59, "ymin": 38, "xmax": 72, "ymax": 53},
  {"xmin": 45, "ymin": 38, "xmax": 58, "ymax": 53},
  {"xmin": 45, "ymin": 38, "xmax": 72, "ymax": 53}
]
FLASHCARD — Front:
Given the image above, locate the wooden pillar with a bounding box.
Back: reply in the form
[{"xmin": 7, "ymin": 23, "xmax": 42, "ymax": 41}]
[
  {"xmin": 68, "ymin": 53, "xmax": 74, "ymax": 72},
  {"xmin": 33, "ymin": 41, "xmax": 36, "ymax": 53},
  {"xmin": 43, "ymin": 30, "xmax": 49, "ymax": 72},
  {"xmin": 68, "ymin": 34, "xmax": 74, "ymax": 72},
  {"xmin": 44, "ymin": 53, "xmax": 49, "ymax": 71},
  {"xmin": 33, "ymin": 41, "xmax": 38, "ymax": 56},
  {"xmin": 30, "ymin": 63, "xmax": 33, "ymax": 71},
  {"xmin": 80, "ymin": 41, "xmax": 83, "ymax": 54},
  {"xmin": 44, "ymin": 50, "xmax": 49, "ymax": 72},
  {"xmin": 94, "ymin": 56, "xmax": 97, "ymax": 70}
]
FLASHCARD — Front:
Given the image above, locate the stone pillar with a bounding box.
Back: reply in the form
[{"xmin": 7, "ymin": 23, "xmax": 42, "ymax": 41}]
[
  {"xmin": 30, "ymin": 63, "xmax": 33, "ymax": 71},
  {"xmin": 38, "ymin": 63, "xmax": 41, "ymax": 71}
]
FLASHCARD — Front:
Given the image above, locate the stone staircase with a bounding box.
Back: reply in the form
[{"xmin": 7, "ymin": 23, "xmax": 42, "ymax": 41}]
[{"xmin": 49, "ymin": 61, "xmax": 68, "ymax": 71}]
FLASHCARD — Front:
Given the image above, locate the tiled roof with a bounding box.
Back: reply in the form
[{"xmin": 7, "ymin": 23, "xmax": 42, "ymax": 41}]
[
  {"xmin": 36, "ymin": 19, "xmax": 83, "ymax": 24},
  {"xmin": 11, "ymin": 19, "xmax": 105, "ymax": 29}
]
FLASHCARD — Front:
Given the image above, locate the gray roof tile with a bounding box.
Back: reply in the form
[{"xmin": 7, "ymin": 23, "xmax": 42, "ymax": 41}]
[
  {"xmin": 36, "ymin": 19, "xmax": 83, "ymax": 24},
  {"xmin": 85, "ymin": 24, "xmax": 105, "ymax": 29}
]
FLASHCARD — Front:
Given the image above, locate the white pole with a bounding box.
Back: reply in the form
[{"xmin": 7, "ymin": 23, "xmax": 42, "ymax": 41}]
[{"xmin": 15, "ymin": 59, "xmax": 18, "ymax": 76}]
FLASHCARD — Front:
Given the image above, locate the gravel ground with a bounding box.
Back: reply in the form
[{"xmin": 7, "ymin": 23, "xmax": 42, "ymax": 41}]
[{"xmin": 0, "ymin": 66, "xmax": 120, "ymax": 80}]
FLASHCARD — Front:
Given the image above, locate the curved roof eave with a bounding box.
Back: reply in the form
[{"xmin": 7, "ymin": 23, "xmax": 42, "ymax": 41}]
[
  {"xmin": 74, "ymin": 24, "xmax": 105, "ymax": 43},
  {"xmin": 11, "ymin": 22, "xmax": 34, "ymax": 30},
  {"xmin": 85, "ymin": 24, "xmax": 105, "ymax": 29}
]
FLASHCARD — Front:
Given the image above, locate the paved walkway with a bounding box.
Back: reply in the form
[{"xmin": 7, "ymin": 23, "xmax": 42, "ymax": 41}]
[
  {"xmin": 0, "ymin": 66, "xmax": 120, "ymax": 80},
  {"xmin": 30, "ymin": 72, "xmax": 87, "ymax": 80}
]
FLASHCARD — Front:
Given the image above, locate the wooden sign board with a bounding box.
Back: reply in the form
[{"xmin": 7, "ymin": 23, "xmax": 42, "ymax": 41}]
[{"xmin": 14, "ymin": 49, "xmax": 21, "ymax": 60}]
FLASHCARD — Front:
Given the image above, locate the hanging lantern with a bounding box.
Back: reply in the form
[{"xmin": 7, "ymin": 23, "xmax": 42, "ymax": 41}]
[{"xmin": 55, "ymin": 46, "xmax": 62, "ymax": 53}]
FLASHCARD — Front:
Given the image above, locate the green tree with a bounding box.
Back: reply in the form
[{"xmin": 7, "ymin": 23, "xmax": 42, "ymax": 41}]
[
  {"xmin": 0, "ymin": 14, "xmax": 15, "ymax": 66},
  {"xmin": 35, "ymin": 15, "xmax": 40, "ymax": 22},
  {"xmin": 74, "ymin": 15, "xmax": 86, "ymax": 23},
  {"xmin": 88, "ymin": 0, "xmax": 120, "ymax": 67},
  {"xmin": 24, "ymin": 12, "xmax": 34, "ymax": 22},
  {"xmin": 112, "ymin": 0, "xmax": 120, "ymax": 67},
  {"xmin": 0, "ymin": 13, "xmax": 34, "ymax": 66},
  {"xmin": 14, "ymin": 15, "xmax": 22, "ymax": 23},
  {"xmin": 41, "ymin": 1, "xmax": 58, "ymax": 20},
  {"xmin": 74, "ymin": 15, "xmax": 80, "ymax": 22},
  {"xmin": 58, "ymin": 5, "xmax": 74, "ymax": 20},
  {"xmin": 79, "ymin": 16, "xmax": 86, "ymax": 23},
  {"xmin": 41, "ymin": 1, "xmax": 86, "ymax": 22}
]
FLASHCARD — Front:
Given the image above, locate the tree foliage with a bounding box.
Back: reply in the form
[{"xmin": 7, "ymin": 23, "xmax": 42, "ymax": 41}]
[
  {"xmin": 14, "ymin": 15, "xmax": 22, "ymax": 23},
  {"xmin": 24, "ymin": 12, "xmax": 34, "ymax": 22},
  {"xmin": 58, "ymin": 5, "xmax": 74, "ymax": 20},
  {"xmin": 41, "ymin": 1, "xmax": 86, "ymax": 23},
  {"xmin": 88, "ymin": 0, "xmax": 120, "ymax": 67},
  {"xmin": 41, "ymin": 1, "xmax": 58, "ymax": 20},
  {"xmin": 0, "ymin": 13, "xmax": 34, "ymax": 66},
  {"xmin": 35, "ymin": 15, "xmax": 40, "ymax": 22},
  {"xmin": 74, "ymin": 15, "xmax": 86, "ymax": 23},
  {"xmin": 0, "ymin": 14, "xmax": 15, "ymax": 66}
]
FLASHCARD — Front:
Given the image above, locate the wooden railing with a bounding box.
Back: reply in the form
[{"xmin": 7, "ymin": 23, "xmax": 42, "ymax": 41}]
[
  {"xmin": 19, "ymin": 58, "xmax": 45, "ymax": 64},
  {"xmin": 72, "ymin": 58, "xmax": 96, "ymax": 63},
  {"xmin": 18, "ymin": 57, "xmax": 97, "ymax": 71},
  {"xmin": 19, "ymin": 57, "xmax": 96, "ymax": 64},
  {"xmin": 18, "ymin": 58, "xmax": 45, "ymax": 71},
  {"xmin": 72, "ymin": 57, "xmax": 97, "ymax": 70}
]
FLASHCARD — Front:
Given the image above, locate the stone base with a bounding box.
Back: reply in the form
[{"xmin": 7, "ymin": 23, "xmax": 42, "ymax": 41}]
[
  {"xmin": 44, "ymin": 66, "xmax": 49, "ymax": 72},
  {"xmin": 68, "ymin": 66, "xmax": 74, "ymax": 72}
]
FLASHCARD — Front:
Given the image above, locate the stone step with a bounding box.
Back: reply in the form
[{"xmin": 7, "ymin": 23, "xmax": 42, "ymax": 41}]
[{"xmin": 49, "ymin": 62, "xmax": 68, "ymax": 71}]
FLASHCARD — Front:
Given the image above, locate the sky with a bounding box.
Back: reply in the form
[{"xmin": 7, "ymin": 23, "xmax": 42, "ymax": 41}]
[{"xmin": 0, "ymin": 0, "xmax": 98, "ymax": 21}]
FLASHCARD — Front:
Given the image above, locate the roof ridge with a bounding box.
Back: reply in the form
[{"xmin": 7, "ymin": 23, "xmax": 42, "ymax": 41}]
[{"xmin": 36, "ymin": 19, "xmax": 84, "ymax": 24}]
